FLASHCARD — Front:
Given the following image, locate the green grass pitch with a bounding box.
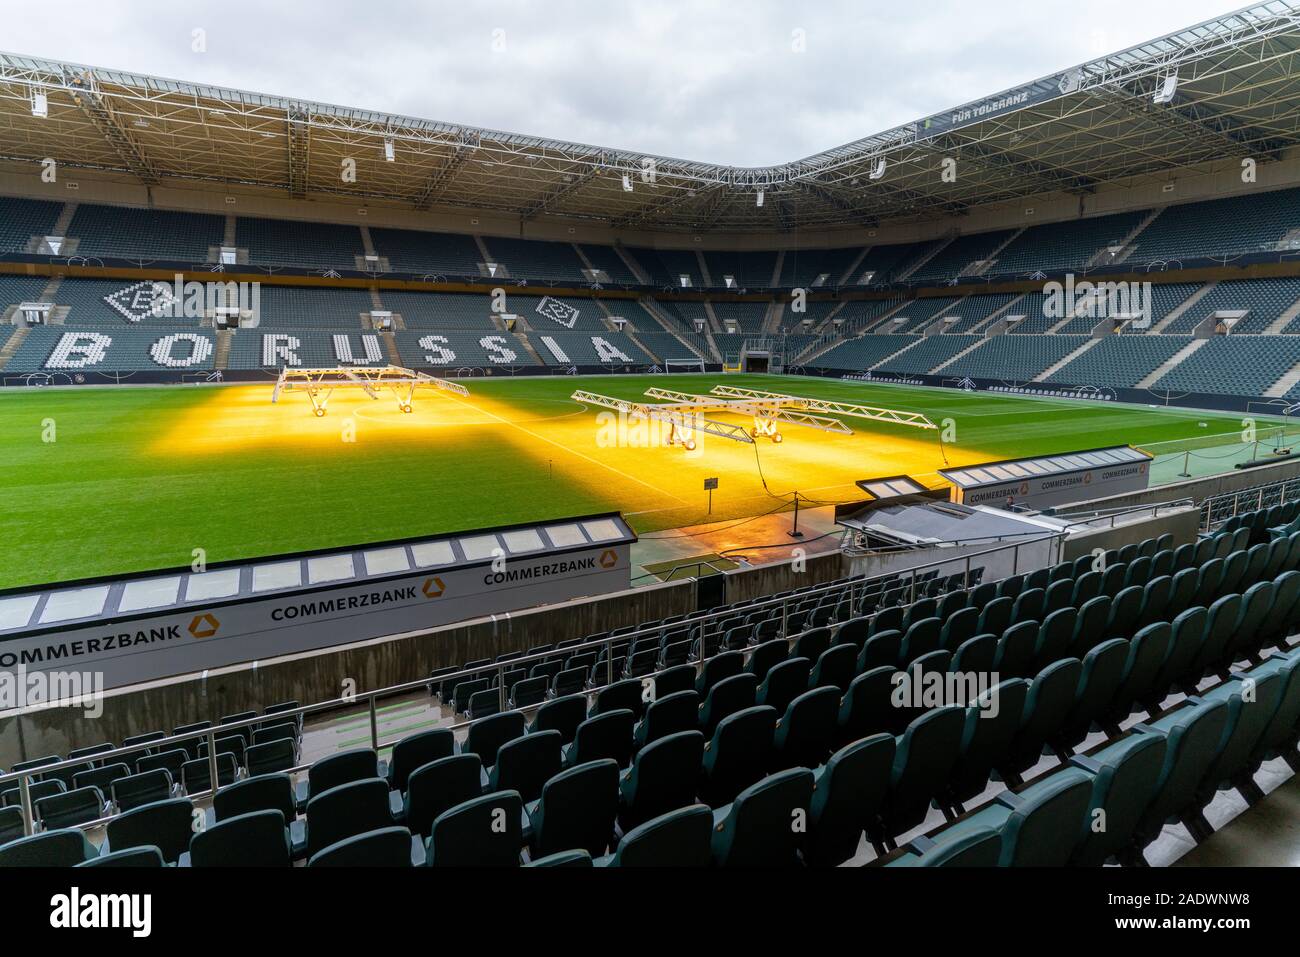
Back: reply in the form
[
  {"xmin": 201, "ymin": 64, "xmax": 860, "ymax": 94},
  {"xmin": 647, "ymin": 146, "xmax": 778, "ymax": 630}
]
[{"xmin": 0, "ymin": 372, "xmax": 1275, "ymax": 590}]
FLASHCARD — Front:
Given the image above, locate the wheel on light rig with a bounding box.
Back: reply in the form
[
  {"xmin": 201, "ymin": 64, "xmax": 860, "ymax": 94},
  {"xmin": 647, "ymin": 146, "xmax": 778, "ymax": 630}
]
[
  {"xmin": 402, "ymin": 404, "xmax": 413, "ymax": 414},
  {"xmin": 313, "ymin": 407, "xmax": 326, "ymax": 417},
  {"xmin": 684, "ymin": 438, "xmax": 697, "ymax": 451},
  {"xmin": 772, "ymin": 432, "xmax": 784, "ymax": 444}
]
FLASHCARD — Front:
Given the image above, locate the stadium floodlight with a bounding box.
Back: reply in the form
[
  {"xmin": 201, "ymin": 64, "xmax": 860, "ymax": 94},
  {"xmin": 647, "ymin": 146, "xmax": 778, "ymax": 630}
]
[
  {"xmin": 30, "ymin": 89, "xmax": 47, "ymax": 118},
  {"xmin": 622, "ymin": 174, "xmax": 633, "ymax": 191},
  {"xmin": 868, "ymin": 158, "xmax": 887, "ymax": 180},
  {"xmin": 756, "ymin": 190, "xmax": 764, "ymax": 207},
  {"xmin": 383, "ymin": 137, "xmax": 395, "ymax": 162},
  {"xmin": 1153, "ymin": 74, "xmax": 1178, "ymax": 104}
]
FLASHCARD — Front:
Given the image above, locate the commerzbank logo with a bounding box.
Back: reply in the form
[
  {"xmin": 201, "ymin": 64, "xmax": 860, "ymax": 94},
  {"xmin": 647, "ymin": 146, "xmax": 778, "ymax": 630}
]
[
  {"xmin": 599, "ymin": 550, "xmax": 618, "ymax": 569},
  {"xmin": 188, "ymin": 613, "xmax": 220, "ymax": 638},
  {"xmin": 422, "ymin": 577, "xmax": 446, "ymax": 598}
]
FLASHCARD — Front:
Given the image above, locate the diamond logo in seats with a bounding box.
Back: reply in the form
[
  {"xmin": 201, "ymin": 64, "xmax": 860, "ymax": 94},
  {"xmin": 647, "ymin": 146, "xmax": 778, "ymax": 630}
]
[
  {"xmin": 103, "ymin": 280, "xmax": 179, "ymax": 324},
  {"xmin": 535, "ymin": 296, "xmax": 580, "ymax": 329}
]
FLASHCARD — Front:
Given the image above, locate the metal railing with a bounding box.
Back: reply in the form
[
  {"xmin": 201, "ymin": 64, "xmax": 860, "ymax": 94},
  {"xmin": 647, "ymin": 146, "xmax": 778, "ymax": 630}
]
[{"xmin": 1201, "ymin": 477, "xmax": 1300, "ymax": 531}]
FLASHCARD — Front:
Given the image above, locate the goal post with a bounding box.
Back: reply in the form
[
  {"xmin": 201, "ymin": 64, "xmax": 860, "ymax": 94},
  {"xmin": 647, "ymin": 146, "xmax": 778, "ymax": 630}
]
[{"xmin": 664, "ymin": 358, "xmax": 706, "ymax": 374}]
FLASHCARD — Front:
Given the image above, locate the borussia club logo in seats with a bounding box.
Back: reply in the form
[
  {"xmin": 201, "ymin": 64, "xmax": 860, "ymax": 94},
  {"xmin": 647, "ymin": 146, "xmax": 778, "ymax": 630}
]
[
  {"xmin": 188, "ymin": 613, "xmax": 220, "ymax": 638},
  {"xmin": 422, "ymin": 577, "xmax": 446, "ymax": 598},
  {"xmin": 104, "ymin": 281, "xmax": 179, "ymax": 324},
  {"xmin": 599, "ymin": 549, "xmax": 618, "ymax": 569},
  {"xmin": 535, "ymin": 296, "xmax": 580, "ymax": 329}
]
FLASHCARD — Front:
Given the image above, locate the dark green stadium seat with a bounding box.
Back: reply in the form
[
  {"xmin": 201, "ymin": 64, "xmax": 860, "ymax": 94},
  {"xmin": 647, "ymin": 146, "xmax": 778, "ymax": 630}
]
[
  {"xmin": 696, "ymin": 651, "xmax": 744, "ymax": 697},
  {"xmin": 1246, "ymin": 652, "xmax": 1300, "ymax": 772},
  {"xmin": 997, "ymin": 574, "xmax": 1026, "ymax": 599},
  {"xmin": 529, "ymin": 694, "xmax": 587, "ymax": 743},
  {"xmin": 426, "ymin": 790, "xmax": 523, "ymax": 867},
  {"xmin": 652, "ymin": 664, "xmax": 696, "ymax": 698},
  {"xmin": 564, "ymin": 709, "xmax": 635, "ymax": 769},
  {"xmin": 710, "ymin": 768, "xmax": 814, "ymax": 868},
  {"xmin": 76, "ymin": 846, "xmax": 164, "ymax": 867},
  {"xmin": 462, "ymin": 712, "xmax": 526, "ymax": 769},
  {"xmin": 774, "ymin": 686, "xmax": 840, "ymax": 770},
  {"xmin": 837, "ymin": 666, "xmax": 898, "ymax": 744},
  {"xmin": 1107, "ymin": 585, "xmax": 1144, "ymax": 639},
  {"xmin": 403, "ymin": 755, "xmax": 483, "ymax": 839},
  {"xmin": 1058, "ymin": 638, "xmax": 1130, "ymax": 748},
  {"xmin": 0, "ymin": 806, "xmax": 24, "ymax": 848},
  {"xmin": 835, "ymin": 616, "xmax": 870, "ymax": 647},
  {"xmin": 1219, "ymin": 549, "xmax": 1250, "ymax": 598},
  {"xmin": 111, "ymin": 770, "xmax": 173, "ymax": 812},
  {"xmin": 700, "ymin": 705, "xmax": 778, "ymax": 808},
  {"xmin": 899, "ymin": 617, "xmax": 942, "ymax": 665},
  {"xmin": 1151, "ymin": 549, "xmax": 1175, "ymax": 580},
  {"xmin": 1070, "ymin": 732, "xmax": 1167, "ymax": 866},
  {"xmin": 939, "ymin": 607, "xmax": 979, "ymax": 653},
  {"xmin": 1132, "ymin": 700, "xmax": 1230, "ymax": 859},
  {"xmin": 977, "ymin": 596, "xmax": 1013, "ymax": 638},
  {"xmin": 1100, "ymin": 562, "xmax": 1127, "ymax": 597},
  {"xmin": 877, "ymin": 705, "xmax": 964, "ymax": 840},
  {"xmin": 1223, "ymin": 580, "xmax": 1276, "ymax": 665},
  {"xmin": 214, "ymin": 773, "xmax": 297, "ymax": 829},
  {"xmin": 526, "ymin": 849, "xmax": 593, "ymax": 867},
  {"xmin": 634, "ymin": 689, "xmax": 699, "ymax": 749},
  {"xmin": 598, "ymin": 804, "xmax": 713, "ymax": 867},
  {"xmin": 528, "ymin": 759, "xmax": 619, "ymax": 858},
  {"xmin": 245, "ymin": 740, "xmax": 295, "ymax": 778},
  {"xmin": 190, "ymin": 809, "xmax": 293, "ymax": 867},
  {"xmin": 1197, "ymin": 671, "xmax": 1286, "ymax": 812},
  {"xmin": 0, "ymin": 778, "xmax": 63, "ymax": 809},
  {"xmin": 35, "ymin": 785, "xmax": 103, "ymax": 829},
  {"xmin": 1139, "ymin": 575, "xmax": 1172, "ymax": 628},
  {"xmin": 1106, "ymin": 622, "xmax": 1174, "ymax": 722},
  {"xmin": 309, "ymin": 826, "xmax": 414, "ymax": 867},
  {"xmin": 951, "ymin": 635, "xmax": 996, "ymax": 678},
  {"xmin": 1168, "ymin": 567, "xmax": 1199, "ymax": 616},
  {"xmin": 593, "ymin": 678, "xmax": 645, "ymax": 719},
  {"xmin": 993, "ymin": 621, "xmax": 1039, "ymax": 679},
  {"xmin": 1151, "ymin": 606, "xmax": 1209, "ymax": 697},
  {"xmin": 301, "ymin": 748, "xmax": 379, "ymax": 805},
  {"xmin": 468, "ymin": 688, "xmax": 503, "ymax": 719},
  {"xmin": 1064, "ymin": 595, "xmax": 1107, "ymax": 660},
  {"xmin": 698, "ymin": 673, "xmax": 757, "ymax": 737},
  {"xmin": 619, "ymin": 730, "xmax": 704, "ymax": 831},
  {"xmin": 1043, "ymin": 578, "xmax": 1074, "ymax": 617},
  {"xmin": 1190, "ymin": 593, "xmax": 1243, "ymax": 680},
  {"xmin": 756, "ymin": 657, "xmax": 811, "ymax": 715},
  {"xmin": 858, "ymin": 630, "xmax": 902, "ymax": 671},
  {"xmin": 810, "ymin": 643, "xmax": 857, "ymax": 693},
  {"xmin": 487, "ymin": 730, "xmax": 562, "ymax": 804},
  {"xmin": 0, "ymin": 829, "xmax": 99, "ymax": 866},
  {"xmin": 136, "ymin": 748, "xmax": 187, "ymax": 782},
  {"xmin": 1260, "ymin": 570, "xmax": 1300, "ymax": 649},
  {"xmin": 886, "ymin": 827, "xmax": 1002, "ymax": 867},
  {"xmin": 551, "ymin": 667, "xmax": 586, "ymax": 698},
  {"xmin": 73, "ymin": 762, "xmax": 131, "ymax": 797},
  {"xmin": 746, "ymin": 639, "xmax": 788, "ymax": 683},
  {"xmin": 1071, "ymin": 570, "xmax": 1103, "ymax": 608},
  {"xmin": 1196, "ymin": 557, "xmax": 1225, "ymax": 598},
  {"xmin": 948, "ymin": 677, "xmax": 1030, "ymax": 808},
  {"xmin": 1262, "ymin": 538, "xmax": 1289, "ymax": 580},
  {"xmin": 792, "ymin": 627, "xmax": 832, "ymax": 662},
  {"xmin": 804, "ymin": 735, "xmax": 894, "ymax": 867},
  {"xmin": 106, "ymin": 798, "xmax": 194, "ymax": 863},
  {"xmin": 1006, "ymin": 658, "xmax": 1081, "ymax": 776},
  {"xmin": 386, "ymin": 728, "xmax": 454, "ymax": 794},
  {"xmin": 1011, "ymin": 588, "xmax": 1044, "ymax": 626},
  {"xmin": 1123, "ymin": 556, "xmax": 1153, "ymax": 590},
  {"xmin": 1034, "ymin": 607, "xmax": 1076, "ymax": 672},
  {"xmin": 305, "ymin": 778, "xmax": 395, "ymax": 859},
  {"xmin": 936, "ymin": 767, "xmax": 1092, "ymax": 866}
]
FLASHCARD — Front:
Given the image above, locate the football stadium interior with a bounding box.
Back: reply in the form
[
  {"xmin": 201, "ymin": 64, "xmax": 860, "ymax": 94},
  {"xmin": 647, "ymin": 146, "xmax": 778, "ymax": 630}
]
[{"xmin": 8, "ymin": 1, "xmax": 1300, "ymax": 879}]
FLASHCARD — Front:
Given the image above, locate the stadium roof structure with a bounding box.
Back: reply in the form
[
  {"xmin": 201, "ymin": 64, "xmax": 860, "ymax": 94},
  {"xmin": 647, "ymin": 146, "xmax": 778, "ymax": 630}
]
[{"xmin": 2, "ymin": 1, "xmax": 1300, "ymax": 233}]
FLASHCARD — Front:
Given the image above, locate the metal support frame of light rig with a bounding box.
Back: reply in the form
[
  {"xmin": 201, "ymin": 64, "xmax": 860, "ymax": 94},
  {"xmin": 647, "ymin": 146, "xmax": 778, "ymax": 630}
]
[{"xmin": 273, "ymin": 365, "xmax": 470, "ymax": 416}]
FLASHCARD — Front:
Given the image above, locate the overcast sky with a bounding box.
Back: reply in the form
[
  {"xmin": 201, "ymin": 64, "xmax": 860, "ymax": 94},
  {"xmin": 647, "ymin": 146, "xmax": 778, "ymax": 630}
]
[{"xmin": 3, "ymin": 0, "xmax": 1252, "ymax": 166}]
